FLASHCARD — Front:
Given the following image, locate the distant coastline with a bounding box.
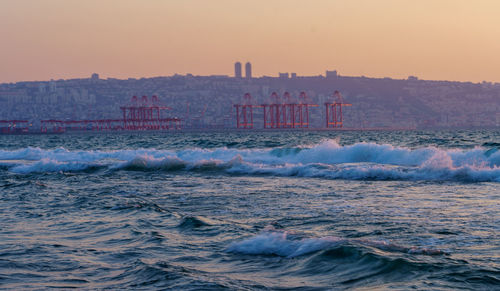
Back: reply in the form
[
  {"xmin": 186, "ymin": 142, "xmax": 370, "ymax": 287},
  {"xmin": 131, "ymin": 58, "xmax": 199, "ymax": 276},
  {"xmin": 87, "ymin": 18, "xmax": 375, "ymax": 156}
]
[{"xmin": 1, "ymin": 72, "xmax": 499, "ymax": 130}]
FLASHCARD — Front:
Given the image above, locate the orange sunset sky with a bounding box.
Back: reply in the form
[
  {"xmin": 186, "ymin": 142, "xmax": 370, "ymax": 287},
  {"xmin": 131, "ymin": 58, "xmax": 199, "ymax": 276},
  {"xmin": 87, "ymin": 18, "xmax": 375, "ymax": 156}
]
[{"xmin": 1, "ymin": 0, "xmax": 500, "ymax": 83}]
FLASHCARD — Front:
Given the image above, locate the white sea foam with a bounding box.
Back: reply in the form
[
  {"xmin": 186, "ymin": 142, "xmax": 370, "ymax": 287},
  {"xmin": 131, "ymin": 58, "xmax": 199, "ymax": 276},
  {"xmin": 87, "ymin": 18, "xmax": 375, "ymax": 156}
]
[
  {"xmin": 227, "ymin": 229, "xmax": 444, "ymax": 257},
  {"xmin": 226, "ymin": 230, "xmax": 345, "ymax": 258},
  {"xmin": 1, "ymin": 140, "xmax": 499, "ymax": 181}
]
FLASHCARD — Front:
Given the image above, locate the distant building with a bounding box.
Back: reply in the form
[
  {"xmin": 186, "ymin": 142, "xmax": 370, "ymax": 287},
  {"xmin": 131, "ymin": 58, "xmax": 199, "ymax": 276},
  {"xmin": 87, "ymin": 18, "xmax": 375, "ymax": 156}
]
[
  {"xmin": 38, "ymin": 83, "xmax": 46, "ymax": 93},
  {"xmin": 91, "ymin": 73, "xmax": 99, "ymax": 81},
  {"xmin": 291, "ymin": 73, "xmax": 297, "ymax": 78},
  {"xmin": 408, "ymin": 76, "xmax": 419, "ymax": 81},
  {"xmin": 49, "ymin": 79, "xmax": 57, "ymax": 92},
  {"xmin": 234, "ymin": 62, "xmax": 242, "ymax": 78},
  {"xmin": 245, "ymin": 62, "xmax": 252, "ymax": 79},
  {"xmin": 326, "ymin": 70, "xmax": 338, "ymax": 79},
  {"xmin": 279, "ymin": 72, "xmax": 289, "ymax": 79}
]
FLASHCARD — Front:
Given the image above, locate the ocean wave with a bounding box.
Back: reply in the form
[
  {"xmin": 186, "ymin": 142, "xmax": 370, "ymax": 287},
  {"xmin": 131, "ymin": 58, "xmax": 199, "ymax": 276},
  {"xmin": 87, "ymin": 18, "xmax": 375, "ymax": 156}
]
[
  {"xmin": 1, "ymin": 140, "xmax": 499, "ymax": 182},
  {"xmin": 226, "ymin": 229, "xmax": 445, "ymax": 258},
  {"xmin": 177, "ymin": 216, "xmax": 212, "ymax": 229}
]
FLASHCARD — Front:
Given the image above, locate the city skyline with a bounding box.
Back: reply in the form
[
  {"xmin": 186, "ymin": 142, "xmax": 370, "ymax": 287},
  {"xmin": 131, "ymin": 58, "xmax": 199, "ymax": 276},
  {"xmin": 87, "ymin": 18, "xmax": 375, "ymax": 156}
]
[{"xmin": 1, "ymin": 0, "xmax": 500, "ymax": 83}]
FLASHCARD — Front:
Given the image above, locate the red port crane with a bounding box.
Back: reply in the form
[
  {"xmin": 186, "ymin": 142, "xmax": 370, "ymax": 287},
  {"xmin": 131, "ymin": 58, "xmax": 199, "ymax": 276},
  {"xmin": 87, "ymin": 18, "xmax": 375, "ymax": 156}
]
[{"xmin": 325, "ymin": 91, "xmax": 352, "ymax": 128}]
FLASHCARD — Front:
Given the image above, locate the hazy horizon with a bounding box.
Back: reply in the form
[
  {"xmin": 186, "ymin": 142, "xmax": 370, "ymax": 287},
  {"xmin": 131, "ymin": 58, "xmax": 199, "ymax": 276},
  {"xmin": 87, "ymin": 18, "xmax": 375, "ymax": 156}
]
[{"xmin": 1, "ymin": 0, "xmax": 500, "ymax": 83}]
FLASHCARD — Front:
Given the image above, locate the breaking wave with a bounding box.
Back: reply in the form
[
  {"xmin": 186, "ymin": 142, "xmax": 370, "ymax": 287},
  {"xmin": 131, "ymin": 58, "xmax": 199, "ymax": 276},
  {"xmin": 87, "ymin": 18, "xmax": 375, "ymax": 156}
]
[
  {"xmin": 1, "ymin": 140, "xmax": 499, "ymax": 182},
  {"xmin": 226, "ymin": 228, "xmax": 445, "ymax": 258}
]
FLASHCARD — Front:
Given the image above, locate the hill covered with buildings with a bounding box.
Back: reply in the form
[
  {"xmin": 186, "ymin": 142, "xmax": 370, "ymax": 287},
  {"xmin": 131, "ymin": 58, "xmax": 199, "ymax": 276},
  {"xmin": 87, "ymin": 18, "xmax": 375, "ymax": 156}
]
[{"xmin": 1, "ymin": 69, "xmax": 499, "ymax": 130}]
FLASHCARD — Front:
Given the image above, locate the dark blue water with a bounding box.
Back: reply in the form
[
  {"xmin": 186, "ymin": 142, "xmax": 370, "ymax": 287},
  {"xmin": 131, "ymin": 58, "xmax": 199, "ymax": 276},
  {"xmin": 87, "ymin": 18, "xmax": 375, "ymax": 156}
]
[{"xmin": 1, "ymin": 130, "xmax": 499, "ymax": 290}]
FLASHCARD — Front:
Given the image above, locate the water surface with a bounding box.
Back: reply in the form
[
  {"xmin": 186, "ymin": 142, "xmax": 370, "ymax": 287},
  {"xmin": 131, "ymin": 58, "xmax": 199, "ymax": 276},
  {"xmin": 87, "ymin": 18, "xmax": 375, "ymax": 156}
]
[{"xmin": 0, "ymin": 130, "xmax": 499, "ymax": 289}]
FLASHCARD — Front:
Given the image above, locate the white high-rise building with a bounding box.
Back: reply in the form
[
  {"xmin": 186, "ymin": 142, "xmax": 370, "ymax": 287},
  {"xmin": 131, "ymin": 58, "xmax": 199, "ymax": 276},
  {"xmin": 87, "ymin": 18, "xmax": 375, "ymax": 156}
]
[
  {"xmin": 245, "ymin": 62, "xmax": 252, "ymax": 79},
  {"xmin": 234, "ymin": 62, "xmax": 242, "ymax": 78}
]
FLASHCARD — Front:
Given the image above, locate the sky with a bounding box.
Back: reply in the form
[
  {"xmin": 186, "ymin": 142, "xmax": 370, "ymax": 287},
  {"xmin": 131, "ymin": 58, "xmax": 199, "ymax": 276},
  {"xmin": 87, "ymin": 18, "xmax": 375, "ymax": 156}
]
[{"xmin": 1, "ymin": 0, "xmax": 500, "ymax": 83}]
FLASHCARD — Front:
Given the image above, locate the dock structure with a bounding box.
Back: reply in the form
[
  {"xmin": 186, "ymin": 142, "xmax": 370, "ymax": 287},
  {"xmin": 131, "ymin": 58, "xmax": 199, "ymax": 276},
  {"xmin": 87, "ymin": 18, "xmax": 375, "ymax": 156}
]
[
  {"xmin": 3, "ymin": 90, "xmax": 354, "ymax": 133},
  {"xmin": 325, "ymin": 91, "xmax": 352, "ymax": 128},
  {"xmin": 38, "ymin": 95, "xmax": 181, "ymax": 133},
  {"xmin": 261, "ymin": 91, "xmax": 318, "ymax": 129},
  {"xmin": 234, "ymin": 93, "xmax": 260, "ymax": 129},
  {"xmin": 0, "ymin": 120, "xmax": 29, "ymax": 133},
  {"xmin": 236, "ymin": 91, "xmax": 348, "ymax": 129},
  {"xmin": 120, "ymin": 95, "xmax": 180, "ymax": 131}
]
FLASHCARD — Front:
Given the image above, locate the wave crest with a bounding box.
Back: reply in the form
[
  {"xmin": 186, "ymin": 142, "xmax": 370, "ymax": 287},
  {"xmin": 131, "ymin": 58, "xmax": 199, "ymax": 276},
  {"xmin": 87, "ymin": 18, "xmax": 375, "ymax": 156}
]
[
  {"xmin": 1, "ymin": 140, "xmax": 498, "ymax": 182},
  {"xmin": 226, "ymin": 229, "xmax": 445, "ymax": 258}
]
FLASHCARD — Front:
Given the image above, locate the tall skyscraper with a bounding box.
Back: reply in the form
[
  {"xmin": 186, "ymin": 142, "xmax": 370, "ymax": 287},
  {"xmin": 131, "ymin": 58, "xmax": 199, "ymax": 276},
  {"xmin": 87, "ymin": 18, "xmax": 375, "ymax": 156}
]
[
  {"xmin": 245, "ymin": 62, "xmax": 252, "ymax": 79},
  {"xmin": 234, "ymin": 62, "xmax": 242, "ymax": 78}
]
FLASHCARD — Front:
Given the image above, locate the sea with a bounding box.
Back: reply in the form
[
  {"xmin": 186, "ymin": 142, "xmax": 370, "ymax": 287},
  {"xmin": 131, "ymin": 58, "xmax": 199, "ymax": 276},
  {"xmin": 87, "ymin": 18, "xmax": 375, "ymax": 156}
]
[{"xmin": 0, "ymin": 130, "xmax": 498, "ymax": 290}]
